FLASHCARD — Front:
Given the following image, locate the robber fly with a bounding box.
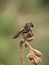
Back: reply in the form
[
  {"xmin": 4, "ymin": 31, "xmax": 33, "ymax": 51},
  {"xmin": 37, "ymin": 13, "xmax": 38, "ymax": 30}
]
[{"xmin": 13, "ymin": 22, "xmax": 34, "ymax": 39}]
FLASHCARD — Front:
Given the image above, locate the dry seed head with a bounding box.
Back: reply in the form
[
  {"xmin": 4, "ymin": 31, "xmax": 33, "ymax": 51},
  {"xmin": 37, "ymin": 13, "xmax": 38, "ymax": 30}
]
[
  {"xmin": 27, "ymin": 50, "xmax": 42, "ymax": 65},
  {"xmin": 27, "ymin": 52, "xmax": 34, "ymax": 60},
  {"xmin": 33, "ymin": 49, "xmax": 42, "ymax": 57}
]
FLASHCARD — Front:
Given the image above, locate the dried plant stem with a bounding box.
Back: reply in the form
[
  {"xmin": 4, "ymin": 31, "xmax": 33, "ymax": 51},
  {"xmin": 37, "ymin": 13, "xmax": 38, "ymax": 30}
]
[
  {"xmin": 20, "ymin": 39, "xmax": 42, "ymax": 65},
  {"xmin": 24, "ymin": 41, "xmax": 33, "ymax": 50},
  {"xmin": 20, "ymin": 41, "xmax": 25, "ymax": 65},
  {"xmin": 24, "ymin": 41, "xmax": 42, "ymax": 57}
]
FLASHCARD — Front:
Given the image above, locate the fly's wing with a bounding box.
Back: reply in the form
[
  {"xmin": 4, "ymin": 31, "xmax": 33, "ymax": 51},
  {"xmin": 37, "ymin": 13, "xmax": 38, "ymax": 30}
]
[
  {"xmin": 13, "ymin": 31, "xmax": 21, "ymax": 39},
  {"xmin": 13, "ymin": 28, "xmax": 24, "ymax": 39}
]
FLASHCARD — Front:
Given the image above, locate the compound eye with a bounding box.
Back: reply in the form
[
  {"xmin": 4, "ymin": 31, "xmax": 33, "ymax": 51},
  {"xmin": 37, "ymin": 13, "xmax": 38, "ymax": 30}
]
[{"xmin": 30, "ymin": 22, "xmax": 34, "ymax": 27}]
